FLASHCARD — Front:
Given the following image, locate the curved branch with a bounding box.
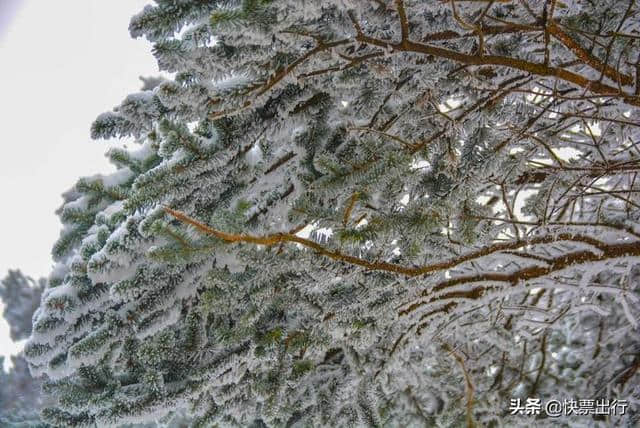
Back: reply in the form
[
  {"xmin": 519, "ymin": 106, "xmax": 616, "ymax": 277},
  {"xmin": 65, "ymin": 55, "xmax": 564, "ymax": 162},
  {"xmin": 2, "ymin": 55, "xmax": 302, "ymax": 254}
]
[
  {"xmin": 398, "ymin": 240, "xmax": 640, "ymax": 316},
  {"xmin": 164, "ymin": 207, "xmax": 638, "ymax": 280},
  {"xmin": 350, "ymin": 20, "xmax": 640, "ymax": 106}
]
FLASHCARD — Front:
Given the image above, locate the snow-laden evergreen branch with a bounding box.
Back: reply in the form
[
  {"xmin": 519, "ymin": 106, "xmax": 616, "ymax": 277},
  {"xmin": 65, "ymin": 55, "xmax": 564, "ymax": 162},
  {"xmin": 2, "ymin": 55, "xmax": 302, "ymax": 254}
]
[{"xmin": 23, "ymin": 0, "xmax": 640, "ymax": 426}]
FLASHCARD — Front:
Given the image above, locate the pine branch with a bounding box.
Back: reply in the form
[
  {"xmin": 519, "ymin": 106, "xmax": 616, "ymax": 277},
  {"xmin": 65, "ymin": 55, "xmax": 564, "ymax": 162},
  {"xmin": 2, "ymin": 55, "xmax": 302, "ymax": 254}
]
[{"xmin": 348, "ymin": 13, "xmax": 640, "ymax": 106}]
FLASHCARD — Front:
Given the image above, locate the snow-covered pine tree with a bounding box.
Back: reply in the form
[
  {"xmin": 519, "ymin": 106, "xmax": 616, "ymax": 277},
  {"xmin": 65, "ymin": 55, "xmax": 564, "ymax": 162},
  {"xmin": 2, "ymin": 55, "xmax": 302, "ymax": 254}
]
[
  {"xmin": 1, "ymin": 270, "xmax": 46, "ymax": 426},
  {"xmin": 0, "ymin": 355, "xmax": 46, "ymax": 427},
  {"xmin": 1, "ymin": 270, "xmax": 45, "ymax": 342},
  {"xmin": 24, "ymin": 0, "xmax": 640, "ymax": 426}
]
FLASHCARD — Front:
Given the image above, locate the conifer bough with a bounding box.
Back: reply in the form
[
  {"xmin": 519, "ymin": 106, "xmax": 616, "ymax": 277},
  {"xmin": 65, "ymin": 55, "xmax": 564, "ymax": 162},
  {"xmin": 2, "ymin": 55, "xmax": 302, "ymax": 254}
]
[{"xmin": 25, "ymin": 0, "xmax": 640, "ymax": 426}]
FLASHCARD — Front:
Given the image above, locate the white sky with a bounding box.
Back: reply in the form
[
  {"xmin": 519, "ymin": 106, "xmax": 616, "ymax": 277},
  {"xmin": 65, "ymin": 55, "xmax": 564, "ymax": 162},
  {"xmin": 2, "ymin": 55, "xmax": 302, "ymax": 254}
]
[{"xmin": 0, "ymin": 0, "xmax": 158, "ymax": 368}]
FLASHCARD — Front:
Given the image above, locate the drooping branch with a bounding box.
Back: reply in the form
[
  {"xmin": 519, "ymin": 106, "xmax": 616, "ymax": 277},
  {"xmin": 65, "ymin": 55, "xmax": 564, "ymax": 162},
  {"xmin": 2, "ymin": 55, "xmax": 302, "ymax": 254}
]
[
  {"xmin": 347, "ymin": 12, "xmax": 640, "ymax": 106},
  {"xmin": 165, "ymin": 207, "xmax": 640, "ymax": 282},
  {"xmin": 398, "ymin": 239, "xmax": 640, "ymax": 316}
]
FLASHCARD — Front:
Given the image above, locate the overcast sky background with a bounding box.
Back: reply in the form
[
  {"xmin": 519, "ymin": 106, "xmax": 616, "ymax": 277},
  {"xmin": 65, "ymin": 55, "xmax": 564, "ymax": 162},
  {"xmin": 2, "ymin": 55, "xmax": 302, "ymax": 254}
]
[{"xmin": 0, "ymin": 0, "xmax": 159, "ymax": 368}]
